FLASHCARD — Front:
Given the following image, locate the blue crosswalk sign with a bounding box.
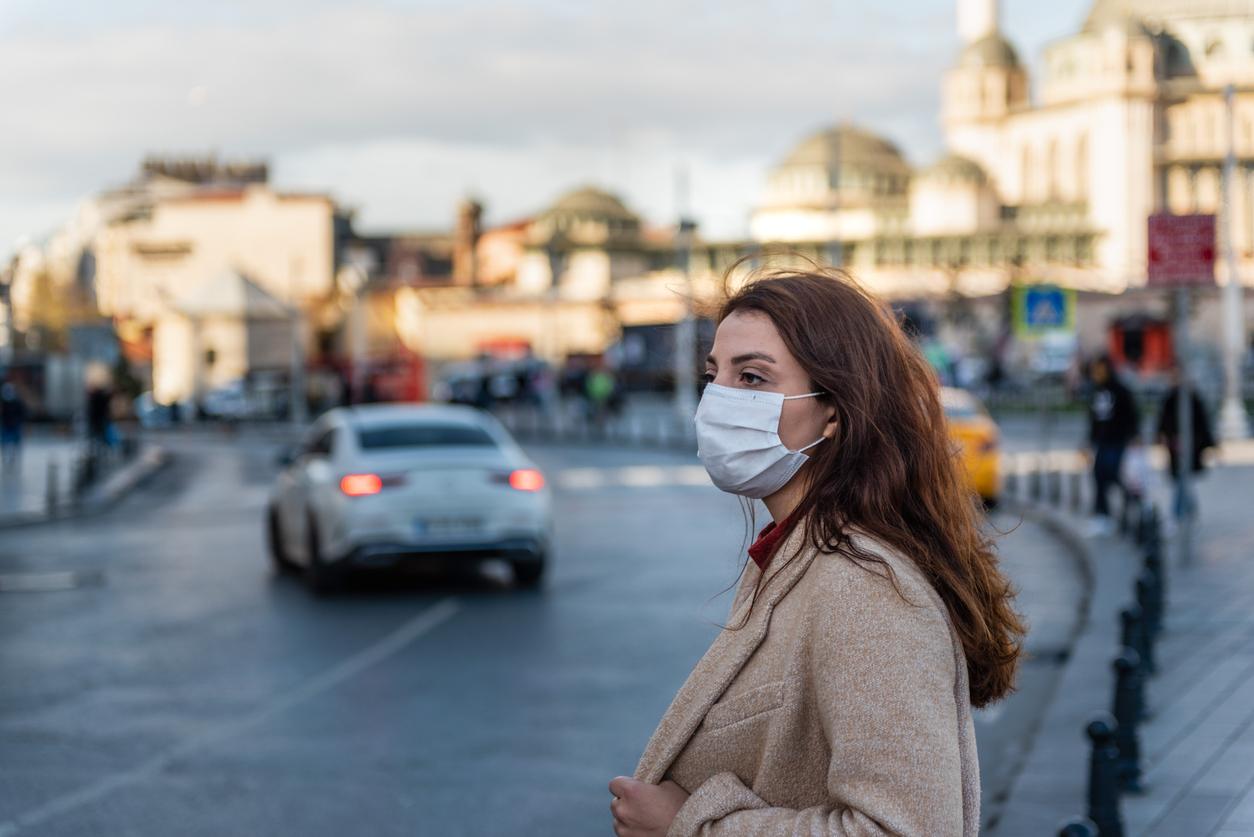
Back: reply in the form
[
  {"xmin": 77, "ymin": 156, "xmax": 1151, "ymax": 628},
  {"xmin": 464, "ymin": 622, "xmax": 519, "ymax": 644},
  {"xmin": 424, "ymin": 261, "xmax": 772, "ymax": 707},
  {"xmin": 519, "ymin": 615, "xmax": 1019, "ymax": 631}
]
[{"xmin": 1014, "ymin": 285, "xmax": 1074, "ymax": 336}]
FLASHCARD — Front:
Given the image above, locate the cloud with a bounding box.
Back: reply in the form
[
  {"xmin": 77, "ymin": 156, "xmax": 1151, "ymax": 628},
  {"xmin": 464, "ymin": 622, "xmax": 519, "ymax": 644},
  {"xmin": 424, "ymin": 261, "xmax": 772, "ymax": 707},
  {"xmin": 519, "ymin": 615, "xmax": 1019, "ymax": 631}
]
[{"xmin": 0, "ymin": 0, "xmax": 994, "ymax": 252}]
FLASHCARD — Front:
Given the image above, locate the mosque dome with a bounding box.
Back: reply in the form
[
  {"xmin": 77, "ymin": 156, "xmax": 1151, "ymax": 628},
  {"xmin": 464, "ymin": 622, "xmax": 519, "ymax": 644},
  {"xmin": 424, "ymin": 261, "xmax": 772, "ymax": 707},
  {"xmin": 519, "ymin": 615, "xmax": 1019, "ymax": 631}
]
[
  {"xmin": 918, "ymin": 154, "xmax": 988, "ymax": 185},
  {"xmin": 1083, "ymin": 0, "xmax": 1253, "ymax": 29},
  {"xmin": 547, "ymin": 186, "xmax": 638, "ymax": 222},
  {"xmin": 779, "ymin": 124, "xmax": 910, "ymax": 176},
  {"xmin": 959, "ymin": 33, "xmax": 1022, "ymax": 68},
  {"xmin": 535, "ymin": 186, "xmax": 640, "ymax": 246}
]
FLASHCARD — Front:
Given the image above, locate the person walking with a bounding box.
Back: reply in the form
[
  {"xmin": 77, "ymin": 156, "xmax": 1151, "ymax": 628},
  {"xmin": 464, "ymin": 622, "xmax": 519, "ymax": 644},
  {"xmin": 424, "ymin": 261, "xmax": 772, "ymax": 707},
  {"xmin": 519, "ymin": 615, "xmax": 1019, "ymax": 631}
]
[
  {"xmin": 86, "ymin": 382, "xmax": 113, "ymax": 456},
  {"xmin": 585, "ymin": 363, "xmax": 616, "ymax": 426},
  {"xmin": 609, "ymin": 270, "xmax": 1023, "ymax": 837},
  {"xmin": 1085, "ymin": 355, "xmax": 1139, "ymax": 536},
  {"xmin": 0, "ymin": 381, "xmax": 26, "ymax": 466},
  {"xmin": 1156, "ymin": 366, "xmax": 1215, "ymax": 521}
]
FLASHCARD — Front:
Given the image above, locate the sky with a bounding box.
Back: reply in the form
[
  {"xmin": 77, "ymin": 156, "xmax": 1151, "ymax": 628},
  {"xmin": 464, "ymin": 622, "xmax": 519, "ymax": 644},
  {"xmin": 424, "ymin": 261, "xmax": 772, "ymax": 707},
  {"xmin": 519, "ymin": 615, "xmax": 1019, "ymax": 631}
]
[{"xmin": 0, "ymin": 0, "xmax": 1091, "ymax": 259}]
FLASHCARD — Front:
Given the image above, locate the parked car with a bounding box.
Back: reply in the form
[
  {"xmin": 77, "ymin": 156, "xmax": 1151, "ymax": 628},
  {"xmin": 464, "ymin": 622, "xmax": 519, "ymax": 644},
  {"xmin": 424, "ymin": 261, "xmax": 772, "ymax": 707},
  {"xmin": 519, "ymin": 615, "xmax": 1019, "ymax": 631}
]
[
  {"xmin": 134, "ymin": 392, "xmax": 193, "ymax": 428},
  {"xmin": 267, "ymin": 404, "xmax": 552, "ymax": 593},
  {"xmin": 940, "ymin": 387, "xmax": 1000, "ymax": 507}
]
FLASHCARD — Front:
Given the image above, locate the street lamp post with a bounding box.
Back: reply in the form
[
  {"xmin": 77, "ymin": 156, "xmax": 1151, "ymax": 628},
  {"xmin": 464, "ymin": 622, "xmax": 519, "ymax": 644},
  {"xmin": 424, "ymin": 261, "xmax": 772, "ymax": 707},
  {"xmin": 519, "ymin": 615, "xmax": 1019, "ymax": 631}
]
[
  {"xmin": 1219, "ymin": 84, "xmax": 1250, "ymax": 440},
  {"xmin": 545, "ymin": 231, "xmax": 565, "ymax": 366},
  {"xmin": 289, "ymin": 260, "xmax": 307, "ymax": 427},
  {"xmin": 673, "ymin": 219, "xmax": 697, "ymax": 421}
]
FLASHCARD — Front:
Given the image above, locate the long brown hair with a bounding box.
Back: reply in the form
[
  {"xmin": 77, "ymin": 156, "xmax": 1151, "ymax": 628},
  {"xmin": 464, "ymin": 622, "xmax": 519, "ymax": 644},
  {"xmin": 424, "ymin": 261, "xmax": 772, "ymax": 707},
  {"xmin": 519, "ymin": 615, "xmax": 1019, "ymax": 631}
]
[{"xmin": 719, "ymin": 267, "xmax": 1023, "ymax": 708}]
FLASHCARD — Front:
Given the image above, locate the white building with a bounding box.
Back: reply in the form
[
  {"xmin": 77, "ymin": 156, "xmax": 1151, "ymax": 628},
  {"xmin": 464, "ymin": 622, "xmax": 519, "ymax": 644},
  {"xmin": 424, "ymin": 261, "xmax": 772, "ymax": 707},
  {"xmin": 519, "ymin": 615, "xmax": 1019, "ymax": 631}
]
[{"xmin": 752, "ymin": 0, "xmax": 1254, "ymax": 298}]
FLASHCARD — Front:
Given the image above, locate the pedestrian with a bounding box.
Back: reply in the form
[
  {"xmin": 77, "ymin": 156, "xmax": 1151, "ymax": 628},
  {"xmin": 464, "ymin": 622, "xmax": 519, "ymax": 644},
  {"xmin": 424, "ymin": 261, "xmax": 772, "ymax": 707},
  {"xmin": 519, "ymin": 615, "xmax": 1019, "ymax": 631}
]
[
  {"xmin": 585, "ymin": 363, "xmax": 615, "ymax": 425},
  {"xmin": 1084, "ymin": 354, "xmax": 1139, "ymax": 536},
  {"xmin": 610, "ymin": 269, "xmax": 1023, "ymax": 837},
  {"xmin": 86, "ymin": 382, "xmax": 113, "ymax": 456},
  {"xmin": 1156, "ymin": 366, "xmax": 1215, "ymax": 521},
  {"xmin": 0, "ymin": 381, "xmax": 26, "ymax": 466}
]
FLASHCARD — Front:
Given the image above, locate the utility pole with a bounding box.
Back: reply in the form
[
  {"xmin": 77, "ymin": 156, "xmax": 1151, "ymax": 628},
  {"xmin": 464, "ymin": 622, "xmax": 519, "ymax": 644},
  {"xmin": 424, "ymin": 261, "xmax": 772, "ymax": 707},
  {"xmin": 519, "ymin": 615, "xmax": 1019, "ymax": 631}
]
[
  {"xmin": 1175, "ymin": 287, "xmax": 1195, "ymax": 563},
  {"xmin": 289, "ymin": 259, "xmax": 307, "ymax": 427},
  {"xmin": 1219, "ymin": 83, "xmax": 1249, "ymax": 440},
  {"xmin": 673, "ymin": 165, "xmax": 697, "ymax": 420}
]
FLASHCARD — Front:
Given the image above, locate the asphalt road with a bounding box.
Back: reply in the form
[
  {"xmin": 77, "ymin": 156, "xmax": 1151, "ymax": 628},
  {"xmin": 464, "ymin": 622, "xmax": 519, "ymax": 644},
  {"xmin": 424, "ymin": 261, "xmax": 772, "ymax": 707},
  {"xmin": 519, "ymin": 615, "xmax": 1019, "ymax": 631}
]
[{"xmin": 0, "ymin": 431, "xmax": 1083, "ymax": 836}]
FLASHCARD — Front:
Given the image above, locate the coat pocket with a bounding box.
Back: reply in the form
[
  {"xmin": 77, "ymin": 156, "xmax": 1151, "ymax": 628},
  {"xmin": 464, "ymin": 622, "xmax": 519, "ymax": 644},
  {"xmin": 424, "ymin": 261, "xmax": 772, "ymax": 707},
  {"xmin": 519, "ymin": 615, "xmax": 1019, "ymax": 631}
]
[{"xmin": 701, "ymin": 680, "xmax": 786, "ymax": 732}]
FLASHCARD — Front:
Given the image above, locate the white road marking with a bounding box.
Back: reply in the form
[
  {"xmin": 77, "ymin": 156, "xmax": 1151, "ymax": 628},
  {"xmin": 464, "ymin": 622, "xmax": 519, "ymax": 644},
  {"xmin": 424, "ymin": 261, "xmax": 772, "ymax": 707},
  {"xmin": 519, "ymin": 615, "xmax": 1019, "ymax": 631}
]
[
  {"xmin": 555, "ymin": 465, "xmax": 712, "ymax": 491},
  {"xmin": 0, "ymin": 597, "xmax": 461, "ymax": 836},
  {"xmin": 1003, "ymin": 440, "xmax": 1254, "ymax": 471},
  {"xmin": 0, "ymin": 572, "xmax": 88, "ymax": 593}
]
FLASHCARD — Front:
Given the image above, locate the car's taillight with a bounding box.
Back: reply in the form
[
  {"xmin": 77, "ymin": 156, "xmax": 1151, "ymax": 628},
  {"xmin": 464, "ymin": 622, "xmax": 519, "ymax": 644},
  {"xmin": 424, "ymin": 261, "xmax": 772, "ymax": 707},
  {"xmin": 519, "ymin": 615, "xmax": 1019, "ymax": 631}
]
[
  {"xmin": 340, "ymin": 473, "xmax": 383, "ymax": 496},
  {"xmin": 507, "ymin": 469, "xmax": 545, "ymax": 492}
]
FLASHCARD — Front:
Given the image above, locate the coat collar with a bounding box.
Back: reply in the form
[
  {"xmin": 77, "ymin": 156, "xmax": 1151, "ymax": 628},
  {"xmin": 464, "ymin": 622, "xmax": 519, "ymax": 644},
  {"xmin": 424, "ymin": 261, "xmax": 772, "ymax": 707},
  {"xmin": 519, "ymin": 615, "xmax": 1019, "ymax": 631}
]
[{"xmin": 634, "ymin": 523, "xmax": 818, "ymax": 784}]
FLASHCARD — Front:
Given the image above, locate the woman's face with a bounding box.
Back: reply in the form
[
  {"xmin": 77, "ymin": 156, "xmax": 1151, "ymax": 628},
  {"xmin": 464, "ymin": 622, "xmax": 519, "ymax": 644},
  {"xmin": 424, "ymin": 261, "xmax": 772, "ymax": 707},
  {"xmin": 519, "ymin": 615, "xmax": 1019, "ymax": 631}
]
[{"xmin": 704, "ymin": 310, "xmax": 837, "ymax": 451}]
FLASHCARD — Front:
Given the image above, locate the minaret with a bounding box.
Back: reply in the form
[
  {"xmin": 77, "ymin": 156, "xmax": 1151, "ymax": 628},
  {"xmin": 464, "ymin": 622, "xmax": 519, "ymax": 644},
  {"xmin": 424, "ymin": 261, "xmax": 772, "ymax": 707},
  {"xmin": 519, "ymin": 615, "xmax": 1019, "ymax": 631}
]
[
  {"xmin": 957, "ymin": 0, "xmax": 998, "ymax": 44},
  {"xmin": 943, "ymin": 0, "xmax": 1026, "ymax": 130}
]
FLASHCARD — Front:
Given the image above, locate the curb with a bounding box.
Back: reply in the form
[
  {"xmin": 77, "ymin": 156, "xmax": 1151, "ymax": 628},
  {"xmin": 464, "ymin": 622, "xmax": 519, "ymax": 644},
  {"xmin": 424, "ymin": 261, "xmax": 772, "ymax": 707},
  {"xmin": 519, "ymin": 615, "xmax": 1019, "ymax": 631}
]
[
  {"xmin": 0, "ymin": 447, "xmax": 172, "ymax": 530},
  {"xmin": 1003, "ymin": 498, "xmax": 1098, "ymax": 654},
  {"xmin": 979, "ymin": 499, "xmax": 1097, "ymax": 833},
  {"xmin": 993, "ymin": 503, "xmax": 1143, "ymax": 835}
]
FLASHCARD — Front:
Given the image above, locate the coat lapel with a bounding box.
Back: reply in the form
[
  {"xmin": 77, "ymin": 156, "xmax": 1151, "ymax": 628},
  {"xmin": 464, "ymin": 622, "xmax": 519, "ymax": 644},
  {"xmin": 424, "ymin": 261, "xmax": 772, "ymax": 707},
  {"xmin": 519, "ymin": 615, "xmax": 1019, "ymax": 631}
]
[{"xmin": 634, "ymin": 526, "xmax": 818, "ymax": 784}]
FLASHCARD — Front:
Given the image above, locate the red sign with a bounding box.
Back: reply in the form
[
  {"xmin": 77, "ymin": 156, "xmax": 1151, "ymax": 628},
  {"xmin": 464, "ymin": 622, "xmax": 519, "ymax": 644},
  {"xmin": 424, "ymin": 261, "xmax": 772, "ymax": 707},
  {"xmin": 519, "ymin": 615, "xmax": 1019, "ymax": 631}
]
[{"xmin": 1147, "ymin": 214, "xmax": 1216, "ymax": 287}]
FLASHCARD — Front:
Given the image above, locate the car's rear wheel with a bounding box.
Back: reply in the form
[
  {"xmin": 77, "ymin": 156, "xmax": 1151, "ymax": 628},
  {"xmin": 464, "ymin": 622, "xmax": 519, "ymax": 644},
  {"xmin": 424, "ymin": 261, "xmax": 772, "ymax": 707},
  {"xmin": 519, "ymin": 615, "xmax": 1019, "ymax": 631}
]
[
  {"xmin": 267, "ymin": 508, "xmax": 298, "ymax": 575},
  {"xmin": 512, "ymin": 555, "xmax": 546, "ymax": 589},
  {"xmin": 305, "ymin": 515, "xmax": 343, "ymax": 596}
]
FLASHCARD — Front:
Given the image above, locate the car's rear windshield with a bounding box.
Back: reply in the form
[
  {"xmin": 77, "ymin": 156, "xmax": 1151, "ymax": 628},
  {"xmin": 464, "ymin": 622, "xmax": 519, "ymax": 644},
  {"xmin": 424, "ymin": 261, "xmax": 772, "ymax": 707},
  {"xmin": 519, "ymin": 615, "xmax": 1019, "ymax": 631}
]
[
  {"xmin": 356, "ymin": 423, "xmax": 498, "ymax": 450},
  {"xmin": 943, "ymin": 403, "xmax": 983, "ymax": 420}
]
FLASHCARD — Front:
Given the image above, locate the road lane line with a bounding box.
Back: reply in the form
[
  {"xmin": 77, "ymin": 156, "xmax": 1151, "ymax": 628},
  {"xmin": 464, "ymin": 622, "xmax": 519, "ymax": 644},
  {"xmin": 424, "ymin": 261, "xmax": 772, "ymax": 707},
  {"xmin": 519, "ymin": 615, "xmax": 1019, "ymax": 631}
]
[{"xmin": 0, "ymin": 597, "xmax": 461, "ymax": 836}]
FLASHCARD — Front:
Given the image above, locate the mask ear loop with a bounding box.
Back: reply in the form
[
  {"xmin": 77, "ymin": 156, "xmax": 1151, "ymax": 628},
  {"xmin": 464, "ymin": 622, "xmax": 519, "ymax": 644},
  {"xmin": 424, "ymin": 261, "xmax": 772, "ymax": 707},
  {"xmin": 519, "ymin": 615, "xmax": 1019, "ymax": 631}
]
[{"xmin": 782, "ymin": 392, "xmax": 824, "ymax": 401}]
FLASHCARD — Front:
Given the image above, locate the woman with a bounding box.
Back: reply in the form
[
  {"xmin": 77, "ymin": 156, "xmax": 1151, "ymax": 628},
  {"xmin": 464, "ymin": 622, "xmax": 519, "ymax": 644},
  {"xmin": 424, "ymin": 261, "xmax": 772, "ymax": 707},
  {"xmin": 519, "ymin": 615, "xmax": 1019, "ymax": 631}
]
[{"xmin": 609, "ymin": 270, "xmax": 1023, "ymax": 836}]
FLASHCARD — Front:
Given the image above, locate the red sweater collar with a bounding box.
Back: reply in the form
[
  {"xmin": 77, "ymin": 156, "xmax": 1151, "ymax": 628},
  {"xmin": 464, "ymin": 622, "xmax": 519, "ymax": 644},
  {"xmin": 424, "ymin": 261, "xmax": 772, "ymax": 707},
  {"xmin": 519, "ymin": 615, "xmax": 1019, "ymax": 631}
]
[{"xmin": 747, "ymin": 513, "xmax": 801, "ymax": 572}]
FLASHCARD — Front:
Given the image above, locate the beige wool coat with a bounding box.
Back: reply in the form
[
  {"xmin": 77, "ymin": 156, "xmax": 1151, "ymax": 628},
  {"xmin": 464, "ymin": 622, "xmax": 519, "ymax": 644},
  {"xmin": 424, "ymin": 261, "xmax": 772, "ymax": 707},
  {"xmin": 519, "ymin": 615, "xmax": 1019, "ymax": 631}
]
[{"xmin": 634, "ymin": 525, "xmax": 980, "ymax": 836}]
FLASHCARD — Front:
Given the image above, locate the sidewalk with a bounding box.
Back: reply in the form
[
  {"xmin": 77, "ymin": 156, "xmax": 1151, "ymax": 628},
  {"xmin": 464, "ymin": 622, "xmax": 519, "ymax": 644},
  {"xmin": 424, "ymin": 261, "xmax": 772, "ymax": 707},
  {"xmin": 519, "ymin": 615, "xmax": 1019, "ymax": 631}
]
[
  {"xmin": 0, "ymin": 431, "xmax": 169, "ymax": 528},
  {"xmin": 995, "ymin": 442, "xmax": 1254, "ymax": 836},
  {"xmin": 0, "ymin": 432, "xmax": 81, "ymax": 521}
]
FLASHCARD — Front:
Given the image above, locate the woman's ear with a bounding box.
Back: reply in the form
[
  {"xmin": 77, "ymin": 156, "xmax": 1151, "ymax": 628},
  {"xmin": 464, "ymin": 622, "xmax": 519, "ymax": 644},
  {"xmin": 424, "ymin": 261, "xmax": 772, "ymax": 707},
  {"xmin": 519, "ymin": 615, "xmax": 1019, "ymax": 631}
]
[{"xmin": 821, "ymin": 407, "xmax": 838, "ymax": 440}]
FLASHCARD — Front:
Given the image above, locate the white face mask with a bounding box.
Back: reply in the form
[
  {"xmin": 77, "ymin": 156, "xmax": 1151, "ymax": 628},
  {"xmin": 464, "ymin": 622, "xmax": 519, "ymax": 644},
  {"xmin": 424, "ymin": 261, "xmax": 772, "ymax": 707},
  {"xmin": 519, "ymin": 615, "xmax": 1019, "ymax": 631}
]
[{"xmin": 694, "ymin": 383, "xmax": 827, "ymax": 499}]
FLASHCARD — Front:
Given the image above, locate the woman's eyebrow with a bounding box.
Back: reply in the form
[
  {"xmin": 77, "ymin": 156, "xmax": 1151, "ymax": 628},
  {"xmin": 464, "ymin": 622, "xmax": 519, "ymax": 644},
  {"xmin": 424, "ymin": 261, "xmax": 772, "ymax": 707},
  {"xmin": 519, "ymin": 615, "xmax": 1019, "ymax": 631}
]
[{"xmin": 730, "ymin": 352, "xmax": 776, "ymax": 365}]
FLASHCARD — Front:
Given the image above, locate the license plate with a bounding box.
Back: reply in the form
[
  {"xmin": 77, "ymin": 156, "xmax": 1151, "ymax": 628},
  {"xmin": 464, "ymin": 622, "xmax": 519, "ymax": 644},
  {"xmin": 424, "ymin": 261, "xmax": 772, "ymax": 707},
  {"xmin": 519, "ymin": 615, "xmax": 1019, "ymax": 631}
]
[{"xmin": 414, "ymin": 517, "xmax": 483, "ymax": 538}]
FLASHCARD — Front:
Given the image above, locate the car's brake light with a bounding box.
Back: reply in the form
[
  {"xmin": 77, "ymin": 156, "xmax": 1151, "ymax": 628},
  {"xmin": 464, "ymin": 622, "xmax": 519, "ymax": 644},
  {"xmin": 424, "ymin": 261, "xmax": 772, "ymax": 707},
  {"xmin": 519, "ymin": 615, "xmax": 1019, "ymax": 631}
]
[
  {"xmin": 340, "ymin": 473, "xmax": 383, "ymax": 496},
  {"xmin": 507, "ymin": 469, "xmax": 545, "ymax": 492}
]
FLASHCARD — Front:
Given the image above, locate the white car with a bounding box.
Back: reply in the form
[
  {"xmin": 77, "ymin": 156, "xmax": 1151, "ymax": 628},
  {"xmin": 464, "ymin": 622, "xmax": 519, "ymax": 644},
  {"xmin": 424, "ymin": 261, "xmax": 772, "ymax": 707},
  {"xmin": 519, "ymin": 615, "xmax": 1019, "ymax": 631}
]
[{"xmin": 267, "ymin": 404, "xmax": 552, "ymax": 593}]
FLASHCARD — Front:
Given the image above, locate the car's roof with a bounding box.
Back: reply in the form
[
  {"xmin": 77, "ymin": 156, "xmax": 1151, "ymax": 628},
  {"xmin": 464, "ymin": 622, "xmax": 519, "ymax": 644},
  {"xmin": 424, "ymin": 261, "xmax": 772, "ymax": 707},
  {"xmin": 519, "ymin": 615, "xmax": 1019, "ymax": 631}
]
[
  {"xmin": 939, "ymin": 387, "xmax": 977, "ymax": 410},
  {"xmin": 329, "ymin": 403, "xmax": 493, "ymax": 429}
]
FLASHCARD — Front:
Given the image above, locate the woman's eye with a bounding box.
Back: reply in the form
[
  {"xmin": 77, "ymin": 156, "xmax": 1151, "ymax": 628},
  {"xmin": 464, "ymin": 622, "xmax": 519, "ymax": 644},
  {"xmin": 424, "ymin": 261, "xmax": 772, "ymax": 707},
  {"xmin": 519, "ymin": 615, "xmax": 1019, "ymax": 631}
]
[
  {"xmin": 740, "ymin": 372, "xmax": 765, "ymax": 385},
  {"xmin": 701, "ymin": 372, "xmax": 715, "ymax": 384}
]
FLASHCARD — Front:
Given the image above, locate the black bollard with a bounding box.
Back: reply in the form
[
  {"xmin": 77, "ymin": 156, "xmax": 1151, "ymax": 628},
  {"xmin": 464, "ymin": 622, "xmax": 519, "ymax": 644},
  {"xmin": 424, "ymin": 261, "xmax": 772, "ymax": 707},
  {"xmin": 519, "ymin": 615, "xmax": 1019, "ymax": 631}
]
[
  {"xmin": 1148, "ymin": 527, "xmax": 1163, "ymax": 619},
  {"xmin": 1070, "ymin": 469, "xmax": 1083, "ymax": 513},
  {"xmin": 1048, "ymin": 469, "xmax": 1062, "ymax": 506},
  {"xmin": 1058, "ymin": 818, "xmax": 1099, "ymax": 837},
  {"xmin": 1111, "ymin": 650, "xmax": 1144, "ymax": 793},
  {"xmin": 1120, "ymin": 606, "xmax": 1153, "ymax": 680},
  {"xmin": 1137, "ymin": 570, "xmax": 1162, "ymax": 647},
  {"xmin": 1029, "ymin": 467, "xmax": 1042, "ymax": 502},
  {"xmin": 1087, "ymin": 715, "xmax": 1124, "ymax": 836},
  {"xmin": 1004, "ymin": 469, "xmax": 1019, "ymax": 501}
]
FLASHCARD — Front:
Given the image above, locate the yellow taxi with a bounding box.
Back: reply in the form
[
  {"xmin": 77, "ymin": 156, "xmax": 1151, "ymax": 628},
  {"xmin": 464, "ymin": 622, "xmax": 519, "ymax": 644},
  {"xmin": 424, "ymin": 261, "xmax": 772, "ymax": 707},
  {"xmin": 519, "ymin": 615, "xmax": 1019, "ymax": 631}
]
[{"xmin": 940, "ymin": 387, "xmax": 1000, "ymax": 506}]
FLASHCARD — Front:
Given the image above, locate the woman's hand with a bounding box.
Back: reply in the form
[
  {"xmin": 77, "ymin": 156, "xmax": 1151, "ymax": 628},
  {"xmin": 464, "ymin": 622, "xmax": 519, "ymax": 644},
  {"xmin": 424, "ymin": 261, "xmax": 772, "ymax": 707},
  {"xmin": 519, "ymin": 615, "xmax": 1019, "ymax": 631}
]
[{"xmin": 608, "ymin": 776, "xmax": 689, "ymax": 837}]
